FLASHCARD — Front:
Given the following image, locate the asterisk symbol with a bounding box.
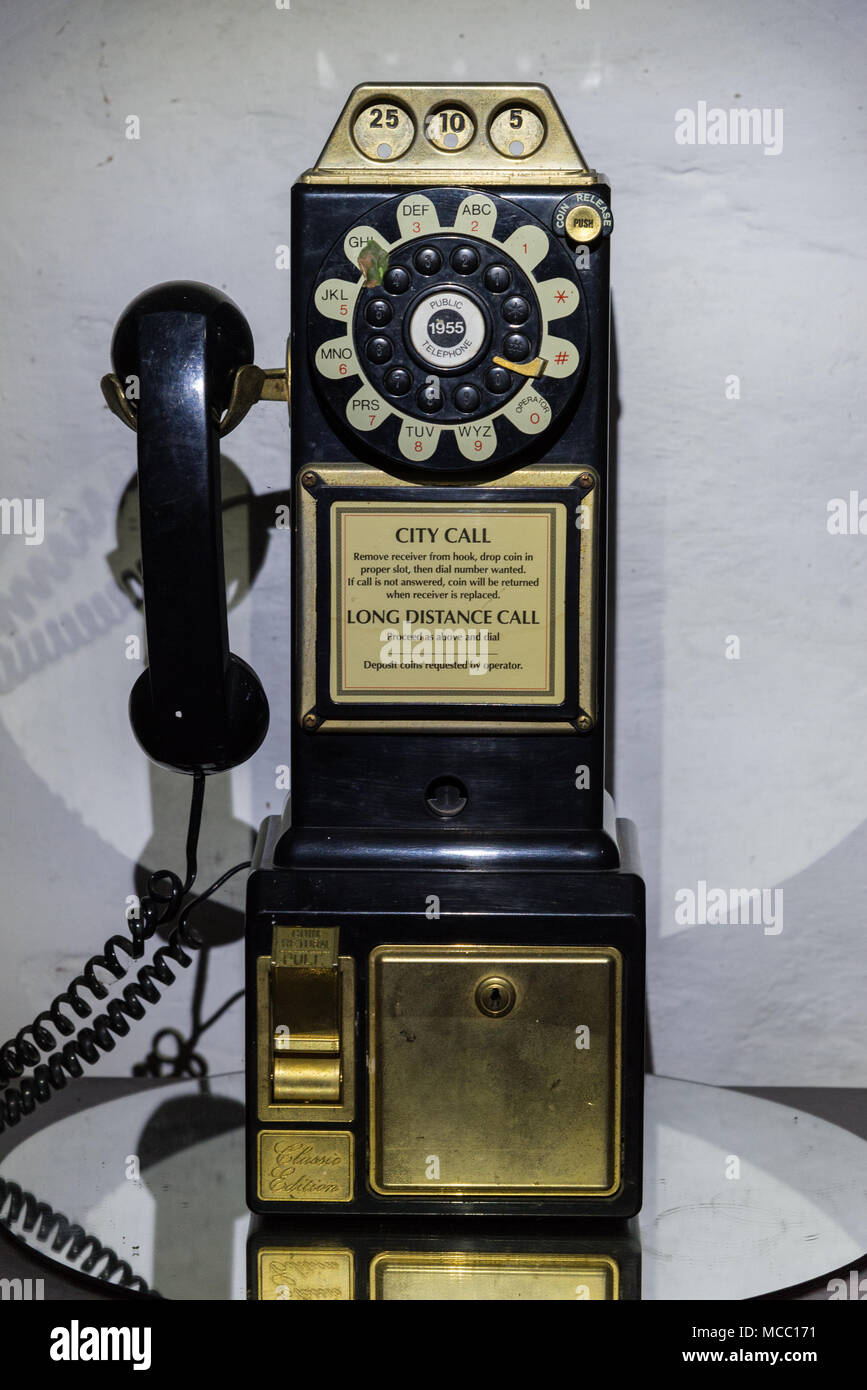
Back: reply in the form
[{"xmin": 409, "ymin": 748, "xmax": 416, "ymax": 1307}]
[{"xmin": 555, "ymin": 290, "xmax": 568, "ymax": 303}]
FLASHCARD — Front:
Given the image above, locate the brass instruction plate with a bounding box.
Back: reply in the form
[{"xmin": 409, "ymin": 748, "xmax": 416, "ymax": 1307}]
[
  {"xmin": 297, "ymin": 464, "xmax": 597, "ymax": 733},
  {"xmin": 257, "ymin": 1131, "xmax": 354, "ymax": 1203},
  {"xmin": 330, "ymin": 501, "xmax": 566, "ymax": 703},
  {"xmin": 369, "ymin": 944, "xmax": 621, "ymax": 1196},
  {"xmin": 369, "ymin": 1252, "xmax": 619, "ymax": 1300}
]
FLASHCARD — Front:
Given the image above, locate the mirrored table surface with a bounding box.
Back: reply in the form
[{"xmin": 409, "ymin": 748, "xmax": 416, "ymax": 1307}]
[{"xmin": 1, "ymin": 1073, "xmax": 865, "ymax": 1299}]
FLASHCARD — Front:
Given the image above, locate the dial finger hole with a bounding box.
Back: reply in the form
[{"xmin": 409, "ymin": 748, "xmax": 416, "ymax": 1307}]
[
  {"xmin": 484, "ymin": 264, "xmax": 511, "ymax": 293},
  {"xmin": 383, "ymin": 267, "xmax": 411, "ymax": 295},
  {"xmin": 366, "ymin": 336, "xmax": 393, "ymax": 365},
  {"xmin": 384, "ymin": 367, "xmax": 412, "ymax": 396},
  {"xmin": 502, "ymin": 332, "xmax": 530, "ymax": 361}
]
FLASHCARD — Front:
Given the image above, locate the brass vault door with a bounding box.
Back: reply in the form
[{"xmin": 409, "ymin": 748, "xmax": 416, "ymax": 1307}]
[{"xmin": 369, "ymin": 944, "xmax": 622, "ymax": 1196}]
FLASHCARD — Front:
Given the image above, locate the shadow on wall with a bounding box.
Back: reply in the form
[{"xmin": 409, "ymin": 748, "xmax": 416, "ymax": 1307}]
[{"xmin": 653, "ymin": 815, "xmax": 867, "ymax": 1082}]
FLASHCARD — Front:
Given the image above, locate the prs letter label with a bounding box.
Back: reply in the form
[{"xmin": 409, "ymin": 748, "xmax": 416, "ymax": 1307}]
[{"xmin": 330, "ymin": 502, "xmax": 566, "ymax": 703}]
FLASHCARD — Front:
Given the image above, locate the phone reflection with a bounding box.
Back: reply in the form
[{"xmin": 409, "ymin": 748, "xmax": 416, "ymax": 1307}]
[{"xmin": 247, "ymin": 1217, "xmax": 640, "ymax": 1301}]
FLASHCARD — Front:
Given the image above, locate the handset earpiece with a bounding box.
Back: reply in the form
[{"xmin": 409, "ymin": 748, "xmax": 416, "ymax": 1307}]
[{"xmin": 108, "ymin": 281, "xmax": 269, "ymax": 774}]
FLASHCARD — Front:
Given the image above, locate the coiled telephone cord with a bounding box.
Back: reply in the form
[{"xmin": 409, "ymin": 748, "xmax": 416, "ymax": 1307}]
[
  {"xmin": 0, "ymin": 1176, "xmax": 155, "ymax": 1295},
  {"xmin": 0, "ymin": 774, "xmax": 248, "ymax": 1135}
]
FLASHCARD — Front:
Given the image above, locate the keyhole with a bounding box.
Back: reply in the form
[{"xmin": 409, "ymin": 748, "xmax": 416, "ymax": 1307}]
[{"xmin": 475, "ymin": 976, "xmax": 516, "ymax": 1017}]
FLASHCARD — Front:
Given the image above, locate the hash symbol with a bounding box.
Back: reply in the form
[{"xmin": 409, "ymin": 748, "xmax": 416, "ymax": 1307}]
[{"xmin": 555, "ymin": 350, "xmax": 570, "ymax": 365}]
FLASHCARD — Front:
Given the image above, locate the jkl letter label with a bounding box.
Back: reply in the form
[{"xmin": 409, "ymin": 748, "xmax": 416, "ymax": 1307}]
[{"xmin": 330, "ymin": 502, "xmax": 566, "ymax": 703}]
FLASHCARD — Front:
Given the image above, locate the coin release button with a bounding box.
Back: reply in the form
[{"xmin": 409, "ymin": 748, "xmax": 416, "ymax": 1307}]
[
  {"xmin": 565, "ymin": 204, "xmax": 604, "ymax": 245},
  {"xmin": 270, "ymin": 927, "xmax": 342, "ymax": 1105}
]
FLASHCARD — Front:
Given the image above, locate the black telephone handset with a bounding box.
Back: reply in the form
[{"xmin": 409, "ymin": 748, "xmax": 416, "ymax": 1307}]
[
  {"xmin": 0, "ymin": 294, "xmax": 269, "ymax": 1136},
  {"xmin": 109, "ymin": 283, "xmax": 269, "ymax": 774},
  {"xmin": 3, "ymin": 87, "xmax": 645, "ymax": 1232}
]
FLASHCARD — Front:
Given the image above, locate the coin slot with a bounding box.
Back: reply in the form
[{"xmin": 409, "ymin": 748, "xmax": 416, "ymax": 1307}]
[
  {"xmin": 424, "ymin": 104, "xmax": 475, "ymax": 153},
  {"xmin": 351, "ymin": 100, "xmax": 415, "ymax": 162},
  {"xmin": 489, "ymin": 104, "xmax": 546, "ymax": 159}
]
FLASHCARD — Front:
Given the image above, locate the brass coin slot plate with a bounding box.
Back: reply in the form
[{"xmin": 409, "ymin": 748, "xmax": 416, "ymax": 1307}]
[
  {"xmin": 256, "ymin": 927, "xmax": 355, "ymax": 1121},
  {"xmin": 369, "ymin": 944, "xmax": 622, "ymax": 1196},
  {"xmin": 369, "ymin": 1252, "xmax": 619, "ymax": 1300},
  {"xmin": 302, "ymin": 83, "xmax": 603, "ymax": 186}
]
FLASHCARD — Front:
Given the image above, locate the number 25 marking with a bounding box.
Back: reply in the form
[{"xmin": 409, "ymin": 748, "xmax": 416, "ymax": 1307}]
[{"xmin": 370, "ymin": 107, "xmax": 399, "ymax": 129}]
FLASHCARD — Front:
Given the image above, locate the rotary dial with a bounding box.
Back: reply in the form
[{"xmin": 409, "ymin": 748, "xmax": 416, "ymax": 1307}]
[{"xmin": 309, "ymin": 187, "xmax": 588, "ymax": 472}]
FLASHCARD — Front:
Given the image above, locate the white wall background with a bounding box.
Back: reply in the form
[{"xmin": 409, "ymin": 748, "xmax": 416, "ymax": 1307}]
[{"xmin": 0, "ymin": 0, "xmax": 864, "ymax": 1086}]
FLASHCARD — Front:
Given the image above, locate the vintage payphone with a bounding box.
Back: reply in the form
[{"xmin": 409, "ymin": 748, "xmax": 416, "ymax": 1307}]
[{"xmin": 3, "ymin": 85, "xmax": 644, "ymax": 1223}]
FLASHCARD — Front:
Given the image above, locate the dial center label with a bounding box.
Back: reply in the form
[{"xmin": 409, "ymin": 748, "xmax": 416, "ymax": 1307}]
[{"xmin": 408, "ymin": 289, "xmax": 486, "ymax": 369}]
